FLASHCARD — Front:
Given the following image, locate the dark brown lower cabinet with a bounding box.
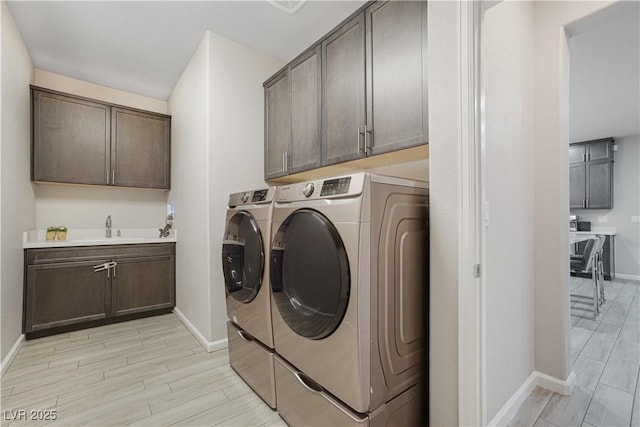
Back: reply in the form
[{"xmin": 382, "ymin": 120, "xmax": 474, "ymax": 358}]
[
  {"xmin": 24, "ymin": 244, "xmax": 175, "ymax": 336},
  {"xmin": 25, "ymin": 260, "xmax": 111, "ymax": 332},
  {"xmin": 112, "ymin": 255, "xmax": 175, "ymax": 316}
]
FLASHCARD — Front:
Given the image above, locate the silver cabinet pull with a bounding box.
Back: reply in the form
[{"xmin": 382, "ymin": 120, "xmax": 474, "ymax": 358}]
[
  {"xmin": 282, "ymin": 151, "xmax": 288, "ymax": 173},
  {"xmin": 365, "ymin": 126, "xmax": 372, "ymax": 153},
  {"xmin": 112, "ymin": 170, "xmax": 115, "ymax": 185},
  {"xmin": 586, "ymin": 198, "xmax": 589, "ymax": 208},
  {"xmin": 357, "ymin": 127, "xmax": 364, "ymax": 153}
]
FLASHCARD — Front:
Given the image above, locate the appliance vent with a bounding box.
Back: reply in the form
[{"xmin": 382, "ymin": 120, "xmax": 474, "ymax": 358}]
[{"xmin": 266, "ymin": 0, "xmax": 307, "ymax": 14}]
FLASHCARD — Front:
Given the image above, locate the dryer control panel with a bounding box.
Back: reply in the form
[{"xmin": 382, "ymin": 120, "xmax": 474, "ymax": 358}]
[
  {"xmin": 275, "ymin": 173, "xmax": 365, "ymax": 202},
  {"xmin": 320, "ymin": 177, "xmax": 351, "ymax": 196}
]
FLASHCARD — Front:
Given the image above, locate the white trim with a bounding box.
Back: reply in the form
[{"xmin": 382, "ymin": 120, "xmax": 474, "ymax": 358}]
[
  {"xmin": 613, "ymin": 273, "xmax": 640, "ymax": 282},
  {"xmin": 536, "ymin": 370, "xmax": 576, "ymax": 396},
  {"xmin": 487, "ymin": 370, "xmax": 576, "ymax": 426},
  {"xmin": 1, "ymin": 334, "xmax": 25, "ymax": 378},
  {"xmin": 458, "ymin": 1, "xmax": 484, "ymax": 425},
  {"xmin": 173, "ymin": 308, "xmax": 228, "ymax": 353}
]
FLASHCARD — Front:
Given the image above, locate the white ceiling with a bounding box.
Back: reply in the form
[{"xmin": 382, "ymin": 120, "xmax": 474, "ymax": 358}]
[
  {"xmin": 568, "ymin": 1, "xmax": 640, "ymax": 142},
  {"xmin": 7, "ymin": 0, "xmax": 367, "ymax": 100}
]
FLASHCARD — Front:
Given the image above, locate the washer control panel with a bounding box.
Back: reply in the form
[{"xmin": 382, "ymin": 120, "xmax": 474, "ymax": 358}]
[
  {"xmin": 320, "ymin": 177, "xmax": 352, "ymax": 197},
  {"xmin": 251, "ymin": 189, "xmax": 270, "ymax": 202}
]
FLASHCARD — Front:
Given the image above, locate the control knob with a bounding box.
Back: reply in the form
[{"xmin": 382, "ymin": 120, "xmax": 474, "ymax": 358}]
[
  {"xmin": 302, "ymin": 183, "xmax": 315, "ymax": 198},
  {"xmin": 242, "ymin": 192, "xmax": 251, "ymax": 203}
]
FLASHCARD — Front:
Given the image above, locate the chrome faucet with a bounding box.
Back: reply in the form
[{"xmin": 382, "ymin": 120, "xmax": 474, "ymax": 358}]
[
  {"xmin": 105, "ymin": 215, "xmax": 112, "ymax": 238},
  {"xmin": 159, "ymin": 213, "xmax": 173, "ymax": 238}
]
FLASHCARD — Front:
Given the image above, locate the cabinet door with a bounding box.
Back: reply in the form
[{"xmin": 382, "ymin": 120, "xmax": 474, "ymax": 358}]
[
  {"xmin": 32, "ymin": 89, "xmax": 110, "ymax": 185},
  {"xmin": 569, "ymin": 164, "xmax": 586, "ymax": 209},
  {"xmin": 265, "ymin": 71, "xmax": 291, "ymax": 179},
  {"xmin": 25, "ymin": 260, "xmax": 111, "ymax": 332},
  {"xmin": 112, "ymin": 255, "xmax": 175, "ymax": 317},
  {"xmin": 366, "ymin": 0, "xmax": 428, "ymax": 156},
  {"xmin": 568, "ymin": 144, "xmax": 586, "ymax": 164},
  {"xmin": 587, "ymin": 140, "xmax": 612, "ymax": 162},
  {"xmin": 322, "ymin": 13, "xmax": 366, "ymax": 166},
  {"xmin": 586, "ymin": 161, "xmax": 612, "ymax": 209},
  {"xmin": 111, "ymin": 108, "xmax": 171, "ymax": 189},
  {"xmin": 290, "ymin": 47, "xmax": 322, "ymax": 174}
]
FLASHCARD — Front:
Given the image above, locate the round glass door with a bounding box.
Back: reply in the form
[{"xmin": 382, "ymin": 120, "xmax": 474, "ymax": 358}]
[
  {"xmin": 222, "ymin": 211, "xmax": 264, "ymax": 303},
  {"xmin": 270, "ymin": 209, "xmax": 350, "ymax": 339}
]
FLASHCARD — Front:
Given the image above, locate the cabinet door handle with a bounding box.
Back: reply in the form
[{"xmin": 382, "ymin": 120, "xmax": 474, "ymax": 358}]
[
  {"xmin": 282, "ymin": 152, "xmax": 288, "ymax": 173},
  {"xmin": 365, "ymin": 126, "xmax": 372, "ymax": 153},
  {"xmin": 112, "ymin": 170, "xmax": 115, "ymax": 185},
  {"xmin": 357, "ymin": 127, "xmax": 364, "ymax": 153},
  {"xmin": 586, "ymin": 198, "xmax": 589, "ymax": 208}
]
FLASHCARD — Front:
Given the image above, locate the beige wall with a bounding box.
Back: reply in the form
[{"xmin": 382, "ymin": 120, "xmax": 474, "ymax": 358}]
[
  {"xmin": 168, "ymin": 31, "xmax": 283, "ymax": 345},
  {"xmin": 33, "ymin": 69, "xmax": 167, "ymax": 114},
  {"xmin": 168, "ymin": 32, "xmax": 212, "ymax": 342},
  {"xmin": 483, "ymin": 1, "xmax": 536, "ymax": 421},
  {"xmin": 30, "ymin": 71, "xmax": 169, "ymax": 230},
  {"xmin": 532, "ymin": 0, "xmax": 614, "ymax": 380},
  {"xmin": 0, "ymin": 1, "xmax": 35, "ymax": 365},
  {"xmin": 207, "ymin": 32, "xmax": 283, "ymax": 342}
]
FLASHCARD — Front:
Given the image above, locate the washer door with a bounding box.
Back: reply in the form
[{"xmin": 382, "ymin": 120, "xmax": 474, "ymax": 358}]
[
  {"xmin": 222, "ymin": 211, "xmax": 264, "ymax": 303},
  {"xmin": 271, "ymin": 209, "xmax": 350, "ymax": 340}
]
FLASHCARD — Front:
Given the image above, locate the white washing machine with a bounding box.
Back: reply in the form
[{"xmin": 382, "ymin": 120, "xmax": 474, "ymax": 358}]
[
  {"xmin": 222, "ymin": 187, "xmax": 276, "ymax": 409},
  {"xmin": 269, "ymin": 173, "xmax": 428, "ymax": 425}
]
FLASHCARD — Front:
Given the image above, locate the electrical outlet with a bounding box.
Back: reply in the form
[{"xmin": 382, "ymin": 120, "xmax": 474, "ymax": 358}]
[
  {"xmin": 598, "ymin": 216, "xmax": 608, "ymax": 223},
  {"xmin": 632, "ymin": 216, "xmax": 640, "ymax": 223},
  {"xmin": 613, "ymin": 144, "xmax": 618, "ymax": 151}
]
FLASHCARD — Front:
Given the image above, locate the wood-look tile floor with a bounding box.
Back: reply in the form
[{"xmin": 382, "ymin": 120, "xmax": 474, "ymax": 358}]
[
  {"xmin": 0, "ymin": 314, "xmax": 286, "ymax": 427},
  {"xmin": 508, "ymin": 278, "xmax": 640, "ymax": 427}
]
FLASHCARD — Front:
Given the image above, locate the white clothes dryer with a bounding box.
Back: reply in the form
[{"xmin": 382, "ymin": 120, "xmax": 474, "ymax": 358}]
[
  {"xmin": 270, "ymin": 173, "xmax": 428, "ymax": 424},
  {"xmin": 222, "ymin": 187, "xmax": 276, "ymax": 409}
]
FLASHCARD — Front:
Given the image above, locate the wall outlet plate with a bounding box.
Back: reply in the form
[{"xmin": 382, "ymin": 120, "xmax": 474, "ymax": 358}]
[
  {"xmin": 613, "ymin": 144, "xmax": 618, "ymax": 151},
  {"xmin": 598, "ymin": 216, "xmax": 608, "ymax": 223}
]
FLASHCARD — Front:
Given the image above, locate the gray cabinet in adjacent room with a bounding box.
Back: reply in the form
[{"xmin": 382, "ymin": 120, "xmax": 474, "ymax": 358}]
[
  {"xmin": 569, "ymin": 138, "xmax": 614, "ymax": 210},
  {"xmin": 31, "ymin": 86, "xmax": 171, "ymax": 190}
]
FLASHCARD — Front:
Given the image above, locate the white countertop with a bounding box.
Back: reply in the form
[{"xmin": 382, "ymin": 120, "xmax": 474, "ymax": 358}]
[
  {"xmin": 23, "ymin": 228, "xmax": 177, "ymax": 249},
  {"xmin": 570, "ymin": 227, "xmax": 617, "ymax": 236}
]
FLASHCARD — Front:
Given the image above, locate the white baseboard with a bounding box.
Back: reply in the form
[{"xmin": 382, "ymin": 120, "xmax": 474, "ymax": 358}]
[
  {"xmin": 1, "ymin": 334, "xmax": 25, "ymax": 378},
  {"xmin": 488, "ymin": 370, "xmax": 576, "ymax": 426},
  {"xmin": 173, "ymin": 308, "xmax": 228, "ymax": 353},
  {"xmin": 613, "ymin": 273, "xmax": 640, "ymax": 282}
]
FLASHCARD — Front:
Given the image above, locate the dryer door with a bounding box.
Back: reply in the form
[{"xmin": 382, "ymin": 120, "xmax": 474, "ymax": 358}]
[
  {"xmin": 271, "ymin": 209, "xmax": 350, "ymax": 339},
  {"xmin": 222, "ymin": 211, "xmax": 264, "ymax": 303}
]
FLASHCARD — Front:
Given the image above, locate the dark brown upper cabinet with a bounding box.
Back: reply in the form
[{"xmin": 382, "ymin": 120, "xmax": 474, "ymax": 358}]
[
  {"xmin": 264, "ymin": 71, "xmax": 292, "ymax": 180},
  {"xmin": 263, "ymin": 1, "xmax": 428, "ymax": 180},
  {"xmin": 264, "ymin": 46, "xmax": 322, "ymax": 180},
  {"xmin": 32, "ymin": 89, "xmax": 111, "ymax": 185},
  {"xmin": 569, "ymin": 138, "xmax": 614, "ymax": 210},
  {"xmin": 31, "ymin": 86, "xmax": 171, "ymax": 190},
  {"xmin": 365, "ymin": 0, "xmax": 428, "ymax": 156},
  {"xmin": 111, "ymin": 108, "xmax": 171, "ymax": 189},
  {"xmin": 322, "ymin": 13, "xmax": 366, "ymax": 166}
]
